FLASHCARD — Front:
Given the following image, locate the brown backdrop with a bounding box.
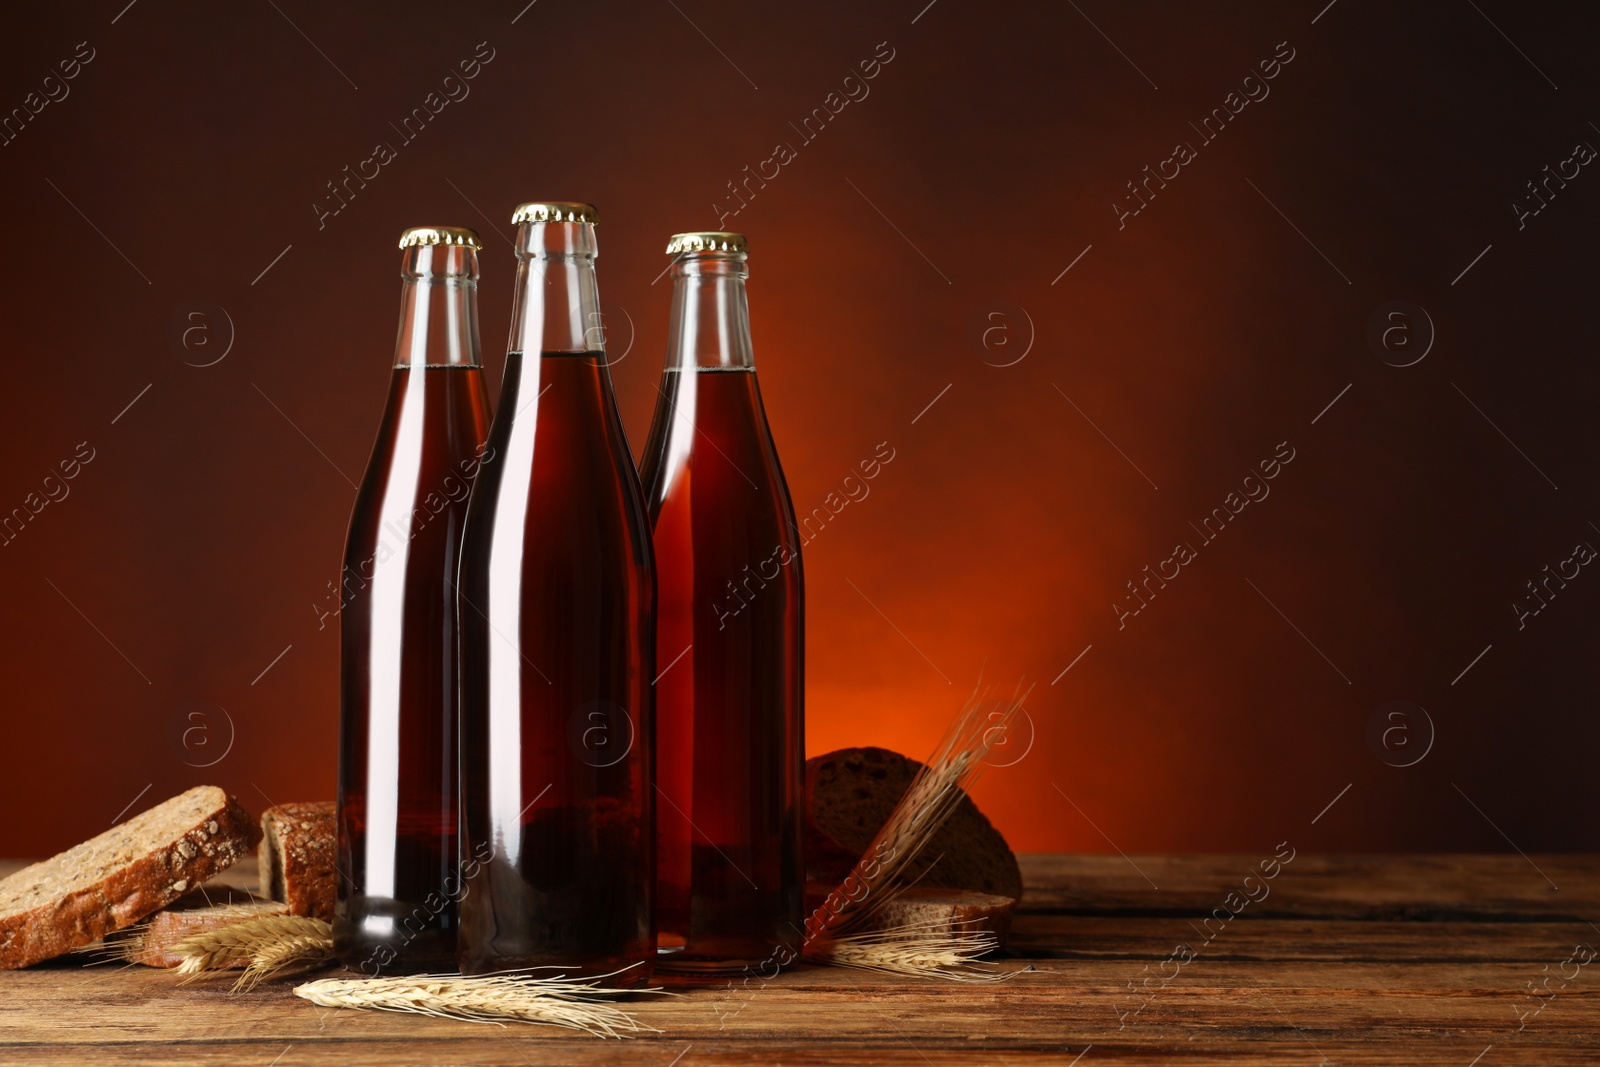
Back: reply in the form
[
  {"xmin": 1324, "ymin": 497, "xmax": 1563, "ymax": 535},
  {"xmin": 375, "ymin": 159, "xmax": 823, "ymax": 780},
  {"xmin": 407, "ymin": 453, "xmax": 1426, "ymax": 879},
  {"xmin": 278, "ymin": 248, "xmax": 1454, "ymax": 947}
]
[{"xmin": 1, "ymin": 0, "xmax": 1595, "ymax": 859}]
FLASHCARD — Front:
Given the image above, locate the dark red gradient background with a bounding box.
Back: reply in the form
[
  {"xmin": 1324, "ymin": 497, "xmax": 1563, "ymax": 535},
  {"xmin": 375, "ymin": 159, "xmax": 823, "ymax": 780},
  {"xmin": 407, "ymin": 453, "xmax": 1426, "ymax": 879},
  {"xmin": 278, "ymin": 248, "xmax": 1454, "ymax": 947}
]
[{"xmin": 1, "ymin": 1, "xmax": 1595, "ymax": 859}]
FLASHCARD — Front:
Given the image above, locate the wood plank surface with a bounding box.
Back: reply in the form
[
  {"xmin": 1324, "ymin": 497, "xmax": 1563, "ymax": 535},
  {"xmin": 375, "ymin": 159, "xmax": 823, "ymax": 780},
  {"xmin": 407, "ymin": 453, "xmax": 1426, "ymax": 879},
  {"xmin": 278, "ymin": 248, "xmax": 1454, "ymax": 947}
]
[{"xmin": 2, "ymin": 854, "xmax": 1596, "ymax": 1064}]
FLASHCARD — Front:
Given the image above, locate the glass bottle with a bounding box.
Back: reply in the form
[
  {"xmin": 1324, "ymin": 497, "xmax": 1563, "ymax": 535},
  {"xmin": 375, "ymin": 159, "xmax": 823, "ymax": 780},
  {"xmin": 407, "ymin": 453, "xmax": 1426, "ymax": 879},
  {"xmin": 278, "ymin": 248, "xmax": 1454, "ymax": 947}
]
[
  {"xmin": 639, "ymin": 231, "xmax": 804, "ymax": 972},
  {"xmin": 335, "ymin": 226, "xmax": 493, "ymax": 975},
  {"xmin": 457, "ymin": 202, "xmax": 656, "ymax": 984}
]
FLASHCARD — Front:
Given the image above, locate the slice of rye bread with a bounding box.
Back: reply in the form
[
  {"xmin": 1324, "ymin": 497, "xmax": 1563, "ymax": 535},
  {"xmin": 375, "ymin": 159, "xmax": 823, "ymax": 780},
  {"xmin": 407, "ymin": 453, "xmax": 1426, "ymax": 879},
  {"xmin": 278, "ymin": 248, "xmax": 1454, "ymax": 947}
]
[
  {"xmin": 0, "ymin": 785, "xmax": 259, "ymax": 969},
  {"xmin": 805, "ymin": 883, "xmax": 1016, "ymax": 944},
  {"xmin": 806, "ymin": 746, "xmax": 1024, "ymax": 901},
  {"xmin": 115, "ymin": 891, "xmax": 290, "ymax": 967},
  {"xmin": 259, "ymin": 802, "xmax": 336, "ymax": 920}
]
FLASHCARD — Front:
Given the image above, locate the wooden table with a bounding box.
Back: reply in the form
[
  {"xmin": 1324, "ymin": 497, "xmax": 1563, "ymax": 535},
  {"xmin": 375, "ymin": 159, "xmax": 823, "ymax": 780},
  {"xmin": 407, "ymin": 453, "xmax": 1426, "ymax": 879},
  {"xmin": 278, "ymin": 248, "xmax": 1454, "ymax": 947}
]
[{"xmin": 4, "ymin": 854, "xmax": 1597, "ymax": 1064}]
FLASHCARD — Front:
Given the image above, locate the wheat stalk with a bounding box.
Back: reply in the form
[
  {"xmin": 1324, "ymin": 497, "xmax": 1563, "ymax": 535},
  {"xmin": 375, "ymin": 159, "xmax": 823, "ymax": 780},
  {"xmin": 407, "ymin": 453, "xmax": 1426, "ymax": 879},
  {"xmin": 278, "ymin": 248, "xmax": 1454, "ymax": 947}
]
[
  {"xmin": 803, "ymin": 914, "xmax": 1013, "ymax": 981},
  {"xmin": 806, "ymin": 931, "xmax": 1009, "ymax": 980},
  {"xmin": 796, "ymin": 684, "xmax": 1030, "ymax": 980},
  {"xmin": 170, "ymin": 916, "xmax": 332, "ymax": 979},
  {"xmin": 232, "ymin": 927, "xmax": 337, "ymax": 992},
  {"xmin": 293, "ymin": 972, "xmax": 662, "ymax": 1037},
  {"xmin": 804, "ymin": 685, "xmax": 1028, "ymax": 947},
  {"xmin": 173, "ymin": 915, "xmax": 660, "ymax": 1035},
  {"xmin": 171, "ymin": 913, "xmax": 660, "ymax": 1036}
]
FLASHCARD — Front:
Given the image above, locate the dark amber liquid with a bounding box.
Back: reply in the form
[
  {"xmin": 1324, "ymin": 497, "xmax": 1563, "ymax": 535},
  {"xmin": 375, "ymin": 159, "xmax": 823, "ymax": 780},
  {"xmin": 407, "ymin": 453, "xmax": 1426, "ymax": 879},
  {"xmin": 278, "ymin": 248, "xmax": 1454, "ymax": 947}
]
[
  {"xmin": 336, "ymin": 363, "xmax": 491, "ymax": 975},
  {"xmin": 457, "ymin": 351, "xmax": 656, "ymax": 985},
  {"xmin": 640, "ymin": 366, "xmax": 804, "ymax": 972}
]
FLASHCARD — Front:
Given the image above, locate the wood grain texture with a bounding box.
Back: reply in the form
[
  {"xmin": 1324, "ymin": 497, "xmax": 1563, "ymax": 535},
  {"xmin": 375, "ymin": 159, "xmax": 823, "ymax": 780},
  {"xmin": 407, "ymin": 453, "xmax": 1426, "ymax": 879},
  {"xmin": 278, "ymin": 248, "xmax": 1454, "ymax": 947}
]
[{"xmin": 1, "ymin": 854, "xmax": 1596, "ymax": 1064}]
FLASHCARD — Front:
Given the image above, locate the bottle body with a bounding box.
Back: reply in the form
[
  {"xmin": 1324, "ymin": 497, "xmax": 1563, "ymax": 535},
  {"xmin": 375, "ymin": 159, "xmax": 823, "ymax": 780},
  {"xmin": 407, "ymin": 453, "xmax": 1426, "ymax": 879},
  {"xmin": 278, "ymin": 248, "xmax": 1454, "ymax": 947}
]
[
  {"xmin": 641, "ymin": 234, "xmax": 805, "ymax": 972},
  {"xmin": 336, "ymin": 230, "xmax": 492, "ymax": 974},
  {"xmin": 457, "ymin": 206, "xmax": 656, "ymax": 983}
]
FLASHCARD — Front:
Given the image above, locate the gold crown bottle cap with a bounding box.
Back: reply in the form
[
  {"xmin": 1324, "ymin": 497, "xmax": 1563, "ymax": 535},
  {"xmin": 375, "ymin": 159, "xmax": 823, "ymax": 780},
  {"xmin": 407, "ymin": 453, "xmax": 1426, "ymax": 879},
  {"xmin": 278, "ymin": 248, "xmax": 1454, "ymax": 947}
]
[
  {"xmin": 666, "ymin": 231, "xmax": 748, "ymax": 255},
  {"xmin": 512, "ymin": 202, "xmax": 598, "ymax": 225},
  {"xmin": 398, "ymin": 226, "xmax": 482, "ymax": 250}
]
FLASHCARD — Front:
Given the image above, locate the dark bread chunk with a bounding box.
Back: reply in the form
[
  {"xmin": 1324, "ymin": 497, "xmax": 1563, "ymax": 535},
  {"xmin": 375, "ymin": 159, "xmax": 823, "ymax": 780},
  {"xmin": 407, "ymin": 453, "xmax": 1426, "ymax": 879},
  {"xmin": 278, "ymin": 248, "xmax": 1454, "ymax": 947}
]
[
  {"xmin": 0, "ymin": 785, "xmax": 260, "ymax": 969},
  {"xmin": 806, "ymin": 746, "xmax": 1023, "ymax": 901},
  {"xmin": 259, "ymin": 802, "xmax": 336, "ymax": 920}
]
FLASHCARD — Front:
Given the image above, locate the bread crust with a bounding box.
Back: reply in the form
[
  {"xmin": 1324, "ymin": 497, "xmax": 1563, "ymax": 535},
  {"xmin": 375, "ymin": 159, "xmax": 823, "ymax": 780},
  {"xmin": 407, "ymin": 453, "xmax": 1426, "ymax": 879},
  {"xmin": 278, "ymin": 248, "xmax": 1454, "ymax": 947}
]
[{"xmin": 0, "ymin": 786, "xmax": 261, "ymax": 970}]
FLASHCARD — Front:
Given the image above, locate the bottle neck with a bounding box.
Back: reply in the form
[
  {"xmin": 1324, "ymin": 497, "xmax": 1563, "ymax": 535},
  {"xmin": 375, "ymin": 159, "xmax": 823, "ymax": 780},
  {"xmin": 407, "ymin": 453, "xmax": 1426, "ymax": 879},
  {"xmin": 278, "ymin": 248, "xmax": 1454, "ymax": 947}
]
[
  {"xmin": 666, "ymin": 253, "xmax": 753, "ymax": 370},
  {"xmin": 393, "ymin": 243, "xmax": 481, "ymax": 368},
  {"xmin": 508, "ymin": 220, "xmax": 604, "ymax": 356}
]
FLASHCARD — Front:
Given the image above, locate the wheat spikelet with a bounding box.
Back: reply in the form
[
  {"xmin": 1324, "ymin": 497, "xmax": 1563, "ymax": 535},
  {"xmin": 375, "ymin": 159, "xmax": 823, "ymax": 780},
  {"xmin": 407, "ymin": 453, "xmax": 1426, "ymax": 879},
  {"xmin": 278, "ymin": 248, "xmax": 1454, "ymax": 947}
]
[
  {"xmin": 805, "ymin": 685, "xmax": 1029, "ymax": 947},
  {"xmin": 293, "ymin": 972, "xmax": 662, "ymax": 1037},
  {"xmin": 170, "ymin": 916, "xmax": 332, "ymax": 978},
  {"xmin": 804, "ymin": 921, "xmax": 1012, "ymax": 981},
  {"xmin": 174, "ymin": 941, "xmax": 247, "ymax": 976},
  {"xmin": 232, "ymin": 927, "xmax": 337, "ymax": 992}
]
